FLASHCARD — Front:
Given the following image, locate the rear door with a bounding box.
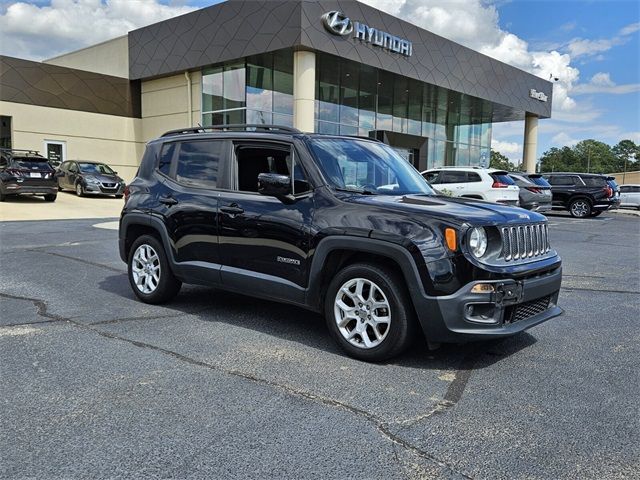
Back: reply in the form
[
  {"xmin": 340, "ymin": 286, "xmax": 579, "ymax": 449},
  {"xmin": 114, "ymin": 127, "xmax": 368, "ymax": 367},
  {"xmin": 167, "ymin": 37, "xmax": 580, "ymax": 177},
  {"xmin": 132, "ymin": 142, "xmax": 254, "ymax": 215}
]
[
  {"xmin": 155, "ymin": 139, "xmax": 227, "ymax": 271},
  {"xmin": 437, "ymin": 170, "xmax": 468, "ymax": 196},
  {"xmin": 547, "ymin": 175, "xmax": 581, "ymax": 206},
  {"xmin": 218, "ymin": 140, "xmax": 314, "ymax": 296}
]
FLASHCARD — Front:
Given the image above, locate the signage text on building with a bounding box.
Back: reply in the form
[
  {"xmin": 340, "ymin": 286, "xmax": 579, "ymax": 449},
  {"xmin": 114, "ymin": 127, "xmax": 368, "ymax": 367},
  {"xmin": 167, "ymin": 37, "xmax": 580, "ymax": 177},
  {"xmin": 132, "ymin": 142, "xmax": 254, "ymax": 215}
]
[
  {"xmin": 529, "ymin": 89, "xmax": 548, "ymax": 102},
  {"xmin": 322, "ymin": 11, "xmax": 413, "ymax": 57}
]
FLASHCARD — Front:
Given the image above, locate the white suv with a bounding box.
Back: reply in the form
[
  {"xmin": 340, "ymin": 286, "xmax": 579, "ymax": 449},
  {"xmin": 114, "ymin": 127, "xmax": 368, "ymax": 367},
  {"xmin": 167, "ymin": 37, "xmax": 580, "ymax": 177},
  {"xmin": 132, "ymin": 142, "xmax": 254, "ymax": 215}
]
[{"xmin": 422, "ymin": 167, "xmax": 520, "ymax": 206}]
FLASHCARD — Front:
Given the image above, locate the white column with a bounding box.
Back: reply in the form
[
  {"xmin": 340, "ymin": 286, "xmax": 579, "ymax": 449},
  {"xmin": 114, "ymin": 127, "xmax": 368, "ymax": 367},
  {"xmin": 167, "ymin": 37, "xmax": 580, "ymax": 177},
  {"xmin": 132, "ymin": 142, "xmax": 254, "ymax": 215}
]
[
  {"xmin": 293, "ymin": 50, "xmax": 316, "ymax": 133},
  {"xmin": 523, "ymin": 113, "xmax": 538, "ymax": 173}
]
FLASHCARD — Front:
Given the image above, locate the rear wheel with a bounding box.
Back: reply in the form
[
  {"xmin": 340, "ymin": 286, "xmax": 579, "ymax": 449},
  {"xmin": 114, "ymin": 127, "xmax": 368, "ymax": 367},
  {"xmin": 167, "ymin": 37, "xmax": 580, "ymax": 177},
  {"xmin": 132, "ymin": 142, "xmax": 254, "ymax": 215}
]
[
  {"xmin": 0, "ymin": 192, "xmax": 5, "ymax": 202},
  {"xmin": 569, "ymin": 198, "xmax": 591, "ymax": 218},
  {"xmin": 44, "ymin": 194, "xmax": 57, "ymax": 202},
  {"xmin": 75, "ymin": 182, "xmax": 84, "ymax": 197},
  {"xmin": 128, "ymin": 235, "xmax": 181, "ymax": 304},
  {"xmin": 324, "ymin": 263, "xmax": 417, "ymax": 362}
]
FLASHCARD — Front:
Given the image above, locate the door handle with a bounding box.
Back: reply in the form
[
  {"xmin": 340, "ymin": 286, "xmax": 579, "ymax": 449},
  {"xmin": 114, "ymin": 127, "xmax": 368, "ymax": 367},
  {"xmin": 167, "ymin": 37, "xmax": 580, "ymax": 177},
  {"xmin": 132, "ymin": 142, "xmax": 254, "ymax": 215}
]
[
  {"xmin": 159, "ymin": 196, "xmax": 178, "ymax": 206},
  {"xmin": 221, "ymin": 205, "xmax": 244, "ymax": 215}
]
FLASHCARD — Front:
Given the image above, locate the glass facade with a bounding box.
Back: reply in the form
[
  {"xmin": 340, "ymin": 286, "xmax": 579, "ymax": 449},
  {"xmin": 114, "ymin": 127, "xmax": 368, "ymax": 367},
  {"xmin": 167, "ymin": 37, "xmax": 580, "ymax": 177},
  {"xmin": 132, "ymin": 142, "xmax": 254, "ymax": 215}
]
[
  {"xmin": 315, "ymin": 53, "xmax": 492, "ymax": 169},
  {"xmin": 202, "ymin": 50, "xmax": 492, "ymax": 169},
  {"xmin": 202, "ymin": 50, "xmax": 294, "ymax": 127}
]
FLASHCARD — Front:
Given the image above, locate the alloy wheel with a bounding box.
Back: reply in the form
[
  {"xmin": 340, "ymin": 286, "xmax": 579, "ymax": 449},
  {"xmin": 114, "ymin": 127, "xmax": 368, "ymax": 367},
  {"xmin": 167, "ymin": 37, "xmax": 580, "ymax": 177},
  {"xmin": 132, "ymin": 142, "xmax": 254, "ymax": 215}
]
[
  {"xmin": 131, "ymin": 244, "xmax": 161, "ymax": 294},
  {"xmin": 571, "ymin": 200, "xmax": 589, "ymax": 217},
  {"xmin": 334, "ymin": 277, "xmax": 391, "ymax": 349}
]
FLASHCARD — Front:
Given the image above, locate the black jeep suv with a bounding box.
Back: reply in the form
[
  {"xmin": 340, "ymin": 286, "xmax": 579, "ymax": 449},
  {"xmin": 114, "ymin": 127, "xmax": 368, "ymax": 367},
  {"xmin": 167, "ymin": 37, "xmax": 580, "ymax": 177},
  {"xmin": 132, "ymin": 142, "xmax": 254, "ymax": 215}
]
[
  {"xmin": 543, "ymin": 172, "xmax": 616, "ymax": 218},
  {"xmin": 119, "ymin": 125, "xmax": 563, "ymax": 361}
]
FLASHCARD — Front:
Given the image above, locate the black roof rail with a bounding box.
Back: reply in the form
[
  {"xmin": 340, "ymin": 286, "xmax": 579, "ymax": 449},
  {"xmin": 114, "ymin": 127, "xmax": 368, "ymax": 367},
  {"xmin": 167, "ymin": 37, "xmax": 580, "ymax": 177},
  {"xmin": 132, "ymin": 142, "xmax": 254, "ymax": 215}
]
[
  {"xmin": 160, "ymin": 124, "xmax": 302, "ymax": 138},
  {"xmin": 0, "ymin": 147, "xmax": 42, "ymax": 156}
]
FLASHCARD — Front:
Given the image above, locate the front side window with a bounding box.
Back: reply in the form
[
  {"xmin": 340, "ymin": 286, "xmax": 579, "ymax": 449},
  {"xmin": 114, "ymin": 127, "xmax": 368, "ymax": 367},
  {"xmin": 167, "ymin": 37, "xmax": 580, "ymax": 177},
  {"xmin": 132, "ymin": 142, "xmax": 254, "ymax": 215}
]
[
  {"xmin": 176, "ymin": 140, "xmax": 224, "ymax": 188},
  {"xmin": 307, "ymin": 138, "xmax": 433, "ymax": 195},
  {"xmin": 235, "ymin": 144, "xmax": 309, "ymax": 195}
]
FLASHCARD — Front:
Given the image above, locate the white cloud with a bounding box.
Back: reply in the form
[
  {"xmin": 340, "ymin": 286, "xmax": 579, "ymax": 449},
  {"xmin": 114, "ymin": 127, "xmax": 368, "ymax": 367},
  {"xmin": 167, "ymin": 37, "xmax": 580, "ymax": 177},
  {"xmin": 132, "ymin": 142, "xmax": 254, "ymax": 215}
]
[
  {"xmin": 566, "ymin": 22, "xmax": 640, "ymax": 59},
  {"xmin": 618, "ymin": 131, "xmax": 640, "ymax": 143},
  {"xmin": 492, "ymin": 139, "xmax": 521, "ymax": 155},
  {"xmin": 551, "ymin": 132, "xmax": 579, "ymax": 147},
  {"xmin": 572, "ymin": 72, "xmax": 640, "ymax": 95},
  {"xmin": 0, "ymin": 0, "xmax": 196, "ymax": 60}
]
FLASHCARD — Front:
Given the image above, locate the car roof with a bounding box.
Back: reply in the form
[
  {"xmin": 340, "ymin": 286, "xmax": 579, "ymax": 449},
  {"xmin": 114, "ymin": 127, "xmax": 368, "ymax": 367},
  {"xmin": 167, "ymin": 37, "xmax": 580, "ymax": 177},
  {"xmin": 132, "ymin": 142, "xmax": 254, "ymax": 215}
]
[{"xmin": 545, "ymin": 172, "xmax": 607, "ymax": 177}]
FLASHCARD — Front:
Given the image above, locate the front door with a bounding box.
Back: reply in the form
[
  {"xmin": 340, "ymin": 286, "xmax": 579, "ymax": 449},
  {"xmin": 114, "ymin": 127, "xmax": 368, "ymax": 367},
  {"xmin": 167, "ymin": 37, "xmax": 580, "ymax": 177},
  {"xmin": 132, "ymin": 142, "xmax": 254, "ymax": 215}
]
[{"xmin": 218, "ymin": 141, "xmax": 313, "ymax": 294}]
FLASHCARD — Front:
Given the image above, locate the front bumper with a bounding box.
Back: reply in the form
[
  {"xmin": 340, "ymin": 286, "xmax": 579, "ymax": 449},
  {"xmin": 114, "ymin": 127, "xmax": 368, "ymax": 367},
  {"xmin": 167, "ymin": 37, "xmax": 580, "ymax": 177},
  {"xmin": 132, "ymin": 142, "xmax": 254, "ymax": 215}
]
[
  {"xmin": 414, "ymin": 266, "xmax": 563, "ymax": 343},
  {"xmin": 83, "ymin": 183, "xmax": 125, "ymax": 196}
]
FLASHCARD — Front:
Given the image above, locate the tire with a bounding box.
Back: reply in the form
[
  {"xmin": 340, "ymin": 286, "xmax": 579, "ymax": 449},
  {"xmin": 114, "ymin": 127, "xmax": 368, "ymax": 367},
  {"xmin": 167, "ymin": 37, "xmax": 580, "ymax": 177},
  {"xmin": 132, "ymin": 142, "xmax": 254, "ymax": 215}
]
[
  {"xmin": 44, "ymin": 194, "xmax": 57, "ymax": 202},
  {"xmin": 324, "ymin": 263, "xmax": 417, "ymax": 362},
  {"xmin": 57, "ymin": 183, "xmax": 62, "ymax": 191},
  {"xmin": 128, "ymin": 234, "xmax": 181, "ymax": 304},
  {"xmin": 569, "ymin": 198, "xmax": 591, "ymax": 218},
  {"xmin": 75, "ymin": 182, "xmax": 84, "ymax": 197},
  {"xmin": 115, "ymin": 194, "xmax": 123, "ymax": 199},
  {"xmin": 0, "ymin": 192, "xmax": 5, "ymax": 202}
]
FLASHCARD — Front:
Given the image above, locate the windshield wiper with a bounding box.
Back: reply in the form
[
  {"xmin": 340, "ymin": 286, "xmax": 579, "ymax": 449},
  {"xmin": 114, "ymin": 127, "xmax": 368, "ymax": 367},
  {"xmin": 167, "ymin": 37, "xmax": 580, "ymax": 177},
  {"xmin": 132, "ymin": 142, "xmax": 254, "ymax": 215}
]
[{"xmin": 334, "ymin": 187, "xmax": 377, "ymax": 195}]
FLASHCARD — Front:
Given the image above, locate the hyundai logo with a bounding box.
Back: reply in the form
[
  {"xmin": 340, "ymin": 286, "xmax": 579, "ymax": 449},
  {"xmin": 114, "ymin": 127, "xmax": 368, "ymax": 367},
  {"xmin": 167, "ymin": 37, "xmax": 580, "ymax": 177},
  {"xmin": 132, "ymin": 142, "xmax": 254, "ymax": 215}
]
[{"xmin": 322, "ymin": 11, "xmax": 353, "ymax": 36}]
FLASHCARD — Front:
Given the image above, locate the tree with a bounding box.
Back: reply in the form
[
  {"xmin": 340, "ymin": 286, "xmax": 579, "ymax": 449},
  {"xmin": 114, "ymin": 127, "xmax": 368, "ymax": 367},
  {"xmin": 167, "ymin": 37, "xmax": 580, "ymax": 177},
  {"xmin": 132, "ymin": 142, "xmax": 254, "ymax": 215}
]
[
  {"xmin": 573, "ymin": 140, "xmax": 616, "ymax": 173},
  {"xmin": 490, "ymin": 149, "xmax": 518, "ymax": 171},
  {"xmin": 612, "ymin": 140, "xmax": 640, "ymax": 174}
]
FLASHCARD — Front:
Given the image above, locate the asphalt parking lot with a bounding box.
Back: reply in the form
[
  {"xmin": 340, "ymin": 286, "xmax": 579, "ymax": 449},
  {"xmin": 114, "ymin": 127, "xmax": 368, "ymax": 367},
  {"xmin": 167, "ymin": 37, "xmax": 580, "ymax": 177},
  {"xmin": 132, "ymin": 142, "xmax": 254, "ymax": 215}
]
[{"xmin": 1, "ymin": 213, "xmax": 639, "ymax": 479}]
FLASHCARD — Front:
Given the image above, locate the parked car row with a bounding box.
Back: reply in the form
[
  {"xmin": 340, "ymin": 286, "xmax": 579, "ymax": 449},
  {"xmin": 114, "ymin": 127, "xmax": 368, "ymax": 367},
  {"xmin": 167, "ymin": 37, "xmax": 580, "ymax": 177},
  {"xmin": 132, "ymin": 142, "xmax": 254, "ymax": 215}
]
[
  {"xmin": 0, "ymin": 148, "xmax": 125, "ymax": 202},
  {"xmin": 420, "ymin": 166, "xmax": 625, "ymax": 218}
]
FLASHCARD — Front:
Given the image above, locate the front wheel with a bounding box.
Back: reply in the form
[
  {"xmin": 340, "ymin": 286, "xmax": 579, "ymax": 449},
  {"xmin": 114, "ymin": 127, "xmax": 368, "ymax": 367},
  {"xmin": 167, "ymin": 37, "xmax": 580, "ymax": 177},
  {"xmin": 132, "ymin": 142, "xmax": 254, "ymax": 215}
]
[
  {"xmin": 128, "ymin": 235, "xmax": 181, "ymax": 304},
  {"xmin": 75, "ymin": 182, "xmax": 84, "ymax": 197},
  {"xmin": 44, "ymin": 194, "xmax": 57, "ymax": 202},
  {"xmin": 569, "ymin": 198, "xmax": 591, "ymax": 218},
  {"xmin": 324, "ymin": 263, "xmax": 417, "ymax": 362}
]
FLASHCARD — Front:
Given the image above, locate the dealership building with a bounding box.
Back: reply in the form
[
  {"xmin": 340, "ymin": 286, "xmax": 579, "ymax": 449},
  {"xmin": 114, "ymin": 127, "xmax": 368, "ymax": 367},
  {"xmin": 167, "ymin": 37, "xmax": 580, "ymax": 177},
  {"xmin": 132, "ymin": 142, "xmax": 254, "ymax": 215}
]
[{"xmin": 0, "ymin": 0, "xmax": 553, "ymax": 181}]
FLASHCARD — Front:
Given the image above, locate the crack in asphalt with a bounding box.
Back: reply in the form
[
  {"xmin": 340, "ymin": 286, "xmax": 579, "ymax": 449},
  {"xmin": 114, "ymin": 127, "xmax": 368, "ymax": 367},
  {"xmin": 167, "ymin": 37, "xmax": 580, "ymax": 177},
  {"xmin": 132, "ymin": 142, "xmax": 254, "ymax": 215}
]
[
  {"xmin": 0, "ymin": 291, "xmax": 476, "ymax": 480},
  {"xmin": 24, "ymin": 248, "xmax": 124, "ymax": 273}
]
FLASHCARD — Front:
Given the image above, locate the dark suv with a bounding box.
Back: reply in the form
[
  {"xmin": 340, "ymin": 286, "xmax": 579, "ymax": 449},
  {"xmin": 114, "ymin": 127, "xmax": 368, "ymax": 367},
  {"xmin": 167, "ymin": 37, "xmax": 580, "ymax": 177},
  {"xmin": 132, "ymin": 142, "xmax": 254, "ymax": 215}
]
[
  {"xmin": 0, "ymin": 149, "xmax": 57, "ymax": 202},
  {"xmin": 544, "ymin": 172, "xmax": 616, "ymax": 218},
  {"xmin": 119, "ymin": 125, "xmax": 563, "ymax": 361}
]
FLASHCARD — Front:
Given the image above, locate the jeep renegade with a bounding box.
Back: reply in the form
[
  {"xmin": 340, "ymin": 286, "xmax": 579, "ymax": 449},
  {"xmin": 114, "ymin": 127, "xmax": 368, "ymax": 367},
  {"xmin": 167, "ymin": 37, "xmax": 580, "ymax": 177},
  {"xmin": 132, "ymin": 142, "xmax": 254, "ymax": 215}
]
[{"xmin": 119, "ymin": 125, "xmax": 563, "ymax": 361}]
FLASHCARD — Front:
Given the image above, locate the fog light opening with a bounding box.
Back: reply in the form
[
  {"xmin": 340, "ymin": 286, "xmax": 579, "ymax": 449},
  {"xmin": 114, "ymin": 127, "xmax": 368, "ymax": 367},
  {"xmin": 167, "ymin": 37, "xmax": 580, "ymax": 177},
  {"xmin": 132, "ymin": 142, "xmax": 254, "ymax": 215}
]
[{"xmin": 471, "ymin": 283, "xmax": 495, "ymax": 293}]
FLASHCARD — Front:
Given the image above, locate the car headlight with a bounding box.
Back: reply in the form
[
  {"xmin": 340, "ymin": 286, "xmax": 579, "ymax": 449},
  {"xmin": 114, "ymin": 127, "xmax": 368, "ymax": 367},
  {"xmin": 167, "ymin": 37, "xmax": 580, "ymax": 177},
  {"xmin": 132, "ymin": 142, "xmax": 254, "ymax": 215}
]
[{"xmin": 469, "ymin": 227, "xmax": 488, "ymax": 258}]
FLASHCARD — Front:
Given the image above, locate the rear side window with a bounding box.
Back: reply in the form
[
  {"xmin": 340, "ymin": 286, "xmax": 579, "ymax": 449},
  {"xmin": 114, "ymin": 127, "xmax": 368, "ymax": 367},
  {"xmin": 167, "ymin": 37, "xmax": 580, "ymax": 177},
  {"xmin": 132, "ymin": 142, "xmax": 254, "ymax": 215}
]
[
  {"xmin": 175, "ymin": 140, "xmax": 224, "ymax": 188},
  {"xmin": 490, "ymin": 173, "xmax": 516, "ymax": 185},
  {"xmin": 548, "ymin": 176, "xmax": 576, "ymax": 186},
  {"xmin": 528, "ymin": 176, "xmax": 551, "ymax": 187},
  {"xmin": 467, "ymin": 172, "xmax": 482, "ymax": 182},
  {"xmin": 158, "ymin": 143, "xmax": 176, "ymax": 177},
  {"xmin": 440, "ymin": 171, "xmax": 468, "ymax": 183},
  {"xmin": 582, "ymin": 176, "xmax": 606, "ymax": 187}
]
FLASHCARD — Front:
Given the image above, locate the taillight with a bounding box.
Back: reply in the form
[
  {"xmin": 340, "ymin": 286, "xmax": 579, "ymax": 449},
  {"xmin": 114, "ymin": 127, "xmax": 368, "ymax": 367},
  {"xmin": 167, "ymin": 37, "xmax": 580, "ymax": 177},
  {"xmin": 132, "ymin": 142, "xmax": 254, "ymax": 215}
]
[
  {"xmin": 492, "ymin": 181, "xmax": 508, "ymax": 188},
  {"xmin": 526, "ymin": 187, "xmax": 542, "ymax": 193},
  {"xmin": 123, "ymin": 185, "xmax": 130, "ymax": 201},
  {"xmin": 604, "ymin": 186, "xmax": 613, "ymax": 197},
  {"xmin": 6, "ymin": 168, "xmax": 23, "ymax": 177}
]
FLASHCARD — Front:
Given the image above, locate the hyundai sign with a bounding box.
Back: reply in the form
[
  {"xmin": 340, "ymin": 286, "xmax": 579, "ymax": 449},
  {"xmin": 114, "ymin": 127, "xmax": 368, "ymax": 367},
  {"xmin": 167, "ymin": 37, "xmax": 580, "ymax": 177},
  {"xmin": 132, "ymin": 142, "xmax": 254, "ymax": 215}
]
[{"xmin": 322, "ymin": 11, "xmax": 413, "ymax": 57}]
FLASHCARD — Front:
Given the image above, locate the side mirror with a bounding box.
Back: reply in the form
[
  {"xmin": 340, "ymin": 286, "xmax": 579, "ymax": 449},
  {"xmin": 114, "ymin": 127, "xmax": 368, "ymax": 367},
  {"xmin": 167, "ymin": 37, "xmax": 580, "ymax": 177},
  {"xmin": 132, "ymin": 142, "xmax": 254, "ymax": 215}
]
[
  {"xmin": 258, "ymin": 173, "xmax": 291, "ymax": 197},
  {"xmin": 113, "ymin": 171, "xmax": 118, "ymax": 175}
]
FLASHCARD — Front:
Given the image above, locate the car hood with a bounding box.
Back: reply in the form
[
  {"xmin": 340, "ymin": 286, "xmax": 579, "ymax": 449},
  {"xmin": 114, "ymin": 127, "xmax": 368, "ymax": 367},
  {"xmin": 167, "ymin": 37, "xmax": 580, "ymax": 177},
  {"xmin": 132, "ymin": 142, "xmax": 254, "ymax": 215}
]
[
  {"xmin": 84, "ymin": 173, "xmax": 122, "ymax": 183},
  {"xmin": 341, "ymin": 193, "xmax": 546, "ymax": 226}
]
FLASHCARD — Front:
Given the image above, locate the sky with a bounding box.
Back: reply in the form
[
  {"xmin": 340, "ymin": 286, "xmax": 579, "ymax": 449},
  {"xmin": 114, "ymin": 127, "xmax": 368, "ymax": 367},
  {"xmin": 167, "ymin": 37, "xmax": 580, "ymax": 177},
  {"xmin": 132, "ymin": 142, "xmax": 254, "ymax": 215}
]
[{"xmin": 1, "ymin": 0, "xmax": 639, "ymax": 162}]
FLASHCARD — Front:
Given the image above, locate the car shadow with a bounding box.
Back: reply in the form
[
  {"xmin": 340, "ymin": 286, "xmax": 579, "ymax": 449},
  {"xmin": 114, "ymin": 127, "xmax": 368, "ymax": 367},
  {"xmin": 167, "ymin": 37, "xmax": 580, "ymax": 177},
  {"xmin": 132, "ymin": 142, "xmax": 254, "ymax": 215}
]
[{"xmin": 98, "ymin": 273, "xmax": 537, "ymax": 370}]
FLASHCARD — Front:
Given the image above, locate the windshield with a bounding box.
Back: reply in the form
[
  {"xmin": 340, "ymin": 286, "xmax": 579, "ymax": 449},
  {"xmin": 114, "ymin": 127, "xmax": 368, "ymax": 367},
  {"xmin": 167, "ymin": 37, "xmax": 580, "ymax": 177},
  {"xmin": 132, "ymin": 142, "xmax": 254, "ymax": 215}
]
[
  {"xmin": 78, "ymin": 163, "xmax": 114, "ymax": 175},
  {"xmin": 307, "ymin": 137, "xmax": 434, "ymax": 195}
]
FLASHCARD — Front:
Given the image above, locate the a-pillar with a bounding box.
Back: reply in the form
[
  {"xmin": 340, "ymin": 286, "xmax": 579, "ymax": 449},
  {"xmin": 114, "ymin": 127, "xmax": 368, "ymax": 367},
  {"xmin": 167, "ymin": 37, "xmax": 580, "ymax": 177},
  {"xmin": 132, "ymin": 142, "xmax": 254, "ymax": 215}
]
[
  {"xmin": 523, "ymin": 113, "xmax": 539, "ymax": 173},
  {"xmin": 293, "ymin": 50, "xmax": 316, "ymax": 133}
]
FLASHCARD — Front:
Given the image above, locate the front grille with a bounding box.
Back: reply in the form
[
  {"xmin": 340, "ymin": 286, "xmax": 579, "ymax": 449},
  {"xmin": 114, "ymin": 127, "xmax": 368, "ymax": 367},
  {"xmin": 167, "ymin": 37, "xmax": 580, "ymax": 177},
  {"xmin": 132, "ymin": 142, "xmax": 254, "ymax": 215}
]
[
  {"xmin": 504, "ymin": 295, "xmax": 552, "ymax": 324},
  {"xmin": 501, "ymin": 223, "xmax": 550, "ymax": 261},
  {"xmin": 101, "ymin": 182, "xmax": 116, "ymax": 188}
]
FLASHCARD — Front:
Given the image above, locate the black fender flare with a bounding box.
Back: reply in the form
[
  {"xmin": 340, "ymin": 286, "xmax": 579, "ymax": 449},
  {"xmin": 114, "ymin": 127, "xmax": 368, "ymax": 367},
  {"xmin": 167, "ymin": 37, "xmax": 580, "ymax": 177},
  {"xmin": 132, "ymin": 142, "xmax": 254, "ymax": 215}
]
[
  {"xmin": 119, "ymin": 213, "xmax": 177, "ymax": 266},
  {"xmin": 305, "ymin": 236, "xmax": 428, "ymax": 311}
]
